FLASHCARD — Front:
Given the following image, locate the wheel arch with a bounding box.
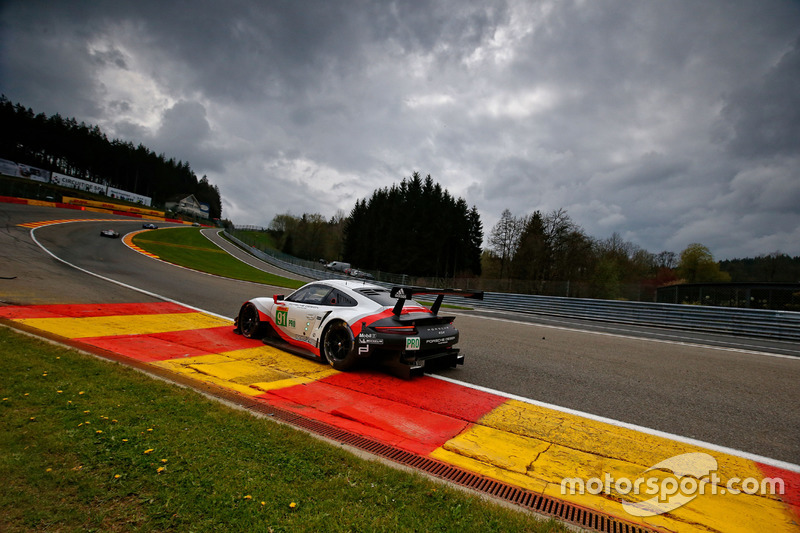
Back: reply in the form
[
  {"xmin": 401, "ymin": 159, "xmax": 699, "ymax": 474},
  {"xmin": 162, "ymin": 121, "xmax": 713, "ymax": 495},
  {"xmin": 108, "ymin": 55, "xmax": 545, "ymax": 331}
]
[
  {"xmin": 319, "ymin": 318, "xmax": 353, "ymax": 362},
  {"xmin": 321, "ymin": 318, "xmax": 362, "ymax": 371},
  {"xmin": 238, "ymin": 300, "xmax": 266, "ymax": 339}
]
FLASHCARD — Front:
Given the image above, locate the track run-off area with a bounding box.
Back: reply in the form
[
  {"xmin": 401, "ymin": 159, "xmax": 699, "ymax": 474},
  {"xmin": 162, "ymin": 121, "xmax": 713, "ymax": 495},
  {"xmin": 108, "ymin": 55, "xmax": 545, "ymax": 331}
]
[{"xmin": 1, "ymin": 200, "xmax": 799, "ymax": 532}]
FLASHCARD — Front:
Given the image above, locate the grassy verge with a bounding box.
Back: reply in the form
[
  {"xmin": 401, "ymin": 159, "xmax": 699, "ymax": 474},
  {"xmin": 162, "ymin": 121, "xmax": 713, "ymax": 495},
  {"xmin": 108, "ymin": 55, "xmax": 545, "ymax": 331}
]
[
  {"xmin": 0, "ymin": 327, "xmax": 564, "ymax": 532},
  {"xmin": 229, "ymin": 229, "xmax": 281, "ymax": 250},
  {"xmin": 132, "ymin": 228, "xmax": 304, "ymax": 290}
]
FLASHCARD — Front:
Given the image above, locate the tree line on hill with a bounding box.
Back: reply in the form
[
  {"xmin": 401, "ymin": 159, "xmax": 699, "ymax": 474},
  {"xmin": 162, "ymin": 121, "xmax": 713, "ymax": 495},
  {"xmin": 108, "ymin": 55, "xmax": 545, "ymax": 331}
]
[
  {"xmin": 263, "ymin": 173, "xmax": 483, "ymax": 279},
  {"xmin": 720, "ymin": 253, "xmax": 800, "ymax": 283},
  {"xmin": 0, "ymin": 96, "xmax": 221, "ymax": 219},
  {"xmin": 481, "ymin": 208, "xmax": 674, "ymax": 298},
  {"xmin": 263, "ymin": 177, "xmax": 796, "ymax": 300},
  {"xmin": 268, "ymin": 211, "xmax": 346, "ymax": 264},
  {"xmin": 483, "ymin": 209, "xmax": 798, "ymax": 298},
  {"xmin": 343, "ymin": 173, "xmax": 483, "ymax": 278}
]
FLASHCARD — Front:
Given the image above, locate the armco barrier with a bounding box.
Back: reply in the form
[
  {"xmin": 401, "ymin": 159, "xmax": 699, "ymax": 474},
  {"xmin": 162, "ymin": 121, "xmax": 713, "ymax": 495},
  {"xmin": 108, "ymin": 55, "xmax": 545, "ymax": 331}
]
[
  {"xmin": 224, "ymin": 231, "xmax": 350, "ymax": 282},
  {"xmin": 472, "ymin": 292, "xmax": 800, "ymax": 341},
  {"xmin": 223, "ymin": 231, "xmax": 800, "ymax": 342}
]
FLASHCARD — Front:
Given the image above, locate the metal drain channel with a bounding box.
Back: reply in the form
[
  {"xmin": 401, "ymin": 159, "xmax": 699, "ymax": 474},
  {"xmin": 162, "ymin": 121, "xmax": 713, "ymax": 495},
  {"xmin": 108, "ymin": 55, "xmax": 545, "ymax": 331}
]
[{"xmin": 12, "ymin": 326, "xmax": 659, "ymax": 533}]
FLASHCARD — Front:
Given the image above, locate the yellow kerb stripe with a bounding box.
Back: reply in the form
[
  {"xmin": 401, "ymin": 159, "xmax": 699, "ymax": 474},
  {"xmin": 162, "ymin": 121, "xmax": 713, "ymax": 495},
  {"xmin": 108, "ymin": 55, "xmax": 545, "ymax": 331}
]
[
  {"xmin": 16, "ymin": 313, "xmax": 231, "ymax": 339},
  {"xmin": 431, "ymin": 400, "xmax": 796, "ymax": 532},
  {"xmin": 154, "ymin": 346, "xmax": 338, "ymax": 393}
]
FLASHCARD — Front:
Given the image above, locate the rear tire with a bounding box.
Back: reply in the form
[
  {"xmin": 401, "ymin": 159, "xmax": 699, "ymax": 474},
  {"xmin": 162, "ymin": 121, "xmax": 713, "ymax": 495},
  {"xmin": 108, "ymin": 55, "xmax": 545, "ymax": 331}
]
[
  {"xmin": 238, "ymin": 302, "xmax": 264, "ymax": 339},
  {"xmin": 323, "ymin": 321, "xmax": 357, "ymax": 370}
]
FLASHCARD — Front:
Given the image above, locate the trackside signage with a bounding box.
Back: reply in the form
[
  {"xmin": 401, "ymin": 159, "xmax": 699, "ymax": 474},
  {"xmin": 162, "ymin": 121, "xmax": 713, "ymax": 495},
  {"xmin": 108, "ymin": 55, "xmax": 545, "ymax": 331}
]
[{"xmin": 560, "ymin": 452, "xmax": 786, "ymax": 517}]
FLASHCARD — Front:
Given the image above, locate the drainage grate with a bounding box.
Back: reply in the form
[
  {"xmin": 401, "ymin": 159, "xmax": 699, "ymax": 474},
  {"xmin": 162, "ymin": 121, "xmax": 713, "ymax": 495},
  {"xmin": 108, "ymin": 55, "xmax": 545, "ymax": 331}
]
[{"xmin": 19, "ymin": 328, "xmax": 660, "ymax": 533}]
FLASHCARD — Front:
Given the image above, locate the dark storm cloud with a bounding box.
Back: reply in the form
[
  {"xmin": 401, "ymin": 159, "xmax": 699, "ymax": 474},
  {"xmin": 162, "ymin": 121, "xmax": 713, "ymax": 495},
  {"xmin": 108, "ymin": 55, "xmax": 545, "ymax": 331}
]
[
  {"xmin": 720, "ymin": 36, "xmax": 800, "ymax": 158},
  {"xmin": 1, "ymin": 0, "xmax": 798, "ymax": 259},
  {"xmin": 151, "ymin": 101, "xmax": 221, "ymax": 171}
]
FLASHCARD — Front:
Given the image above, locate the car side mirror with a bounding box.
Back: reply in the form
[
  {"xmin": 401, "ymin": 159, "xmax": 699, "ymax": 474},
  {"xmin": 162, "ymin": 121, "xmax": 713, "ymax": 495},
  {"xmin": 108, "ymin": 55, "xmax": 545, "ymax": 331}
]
[{"xmin": 273, "ymin": 295, "xmax": 284, "ymax": 303}]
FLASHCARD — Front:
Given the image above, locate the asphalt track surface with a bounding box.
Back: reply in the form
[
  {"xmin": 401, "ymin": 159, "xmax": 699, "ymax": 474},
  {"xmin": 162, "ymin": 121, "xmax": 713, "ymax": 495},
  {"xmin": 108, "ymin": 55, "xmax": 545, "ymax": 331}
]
[{"xmin": 2, "ymin": 203, "xmax": 799, "ymax": 465}]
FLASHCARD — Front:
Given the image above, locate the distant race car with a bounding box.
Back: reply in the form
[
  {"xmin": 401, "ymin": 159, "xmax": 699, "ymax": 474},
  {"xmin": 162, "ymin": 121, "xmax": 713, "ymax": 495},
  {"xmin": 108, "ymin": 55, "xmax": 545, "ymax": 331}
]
[
  {"xmin": 348, "ymin": 268, "xmax": 374, "ymax": 280},
  {"xmin": 234, "ymin": 279, "xmax": 483, "ymax": 378},
  {"xmin": 99, "ymin": 229, "xmax": 119, "ymax": 238},
  {"xmin": 142, "ymin": 223, "xmax": 158, "ymax": 229}
]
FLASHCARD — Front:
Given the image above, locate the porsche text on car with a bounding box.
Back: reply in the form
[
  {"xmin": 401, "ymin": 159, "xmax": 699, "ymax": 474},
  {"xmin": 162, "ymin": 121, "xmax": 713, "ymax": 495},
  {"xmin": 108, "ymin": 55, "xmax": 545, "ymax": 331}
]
[{"xmin": 234, "ymin": 279, "xmax": 483, "ymax": 378}]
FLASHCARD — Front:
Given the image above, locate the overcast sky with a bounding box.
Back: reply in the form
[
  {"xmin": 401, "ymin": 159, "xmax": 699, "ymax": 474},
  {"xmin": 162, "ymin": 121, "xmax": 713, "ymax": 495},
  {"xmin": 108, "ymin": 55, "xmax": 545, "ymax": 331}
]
[{"xmin": 1, "ymin": 1, "xmax": 798, "ymax": 259}]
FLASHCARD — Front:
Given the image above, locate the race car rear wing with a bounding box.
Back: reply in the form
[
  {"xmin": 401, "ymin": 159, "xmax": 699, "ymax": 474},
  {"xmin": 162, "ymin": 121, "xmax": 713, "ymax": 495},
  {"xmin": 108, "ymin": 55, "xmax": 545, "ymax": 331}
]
[{"xmin": 389, "ymin": 286, "xmax": 484, "ymax": 316}]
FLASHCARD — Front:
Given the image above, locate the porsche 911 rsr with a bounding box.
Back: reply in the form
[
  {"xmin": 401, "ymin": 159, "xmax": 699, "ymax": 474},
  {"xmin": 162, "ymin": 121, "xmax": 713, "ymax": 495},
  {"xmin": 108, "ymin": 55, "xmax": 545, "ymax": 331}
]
[
  {"xmin": 100, "ymin": 229, "xmax": 119, "ymax": 238},
  {"xmin": 234, "ymin": 279, "xmax": 483, "ymax": 378}
]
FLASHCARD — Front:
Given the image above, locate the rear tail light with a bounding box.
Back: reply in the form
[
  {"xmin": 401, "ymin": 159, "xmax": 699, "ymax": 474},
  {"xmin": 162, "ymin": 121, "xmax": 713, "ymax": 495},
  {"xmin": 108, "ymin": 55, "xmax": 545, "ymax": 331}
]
[{"xmin": 373, "ymin": 325, "xmax": 418, "ymax": 335}]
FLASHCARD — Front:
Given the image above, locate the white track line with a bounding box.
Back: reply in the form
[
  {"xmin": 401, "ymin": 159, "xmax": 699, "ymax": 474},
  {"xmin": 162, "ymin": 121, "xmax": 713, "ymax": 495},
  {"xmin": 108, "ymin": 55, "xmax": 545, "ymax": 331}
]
[{"xmin": 30, "ymin": 223, "xmax": 232, "ymax": 321}]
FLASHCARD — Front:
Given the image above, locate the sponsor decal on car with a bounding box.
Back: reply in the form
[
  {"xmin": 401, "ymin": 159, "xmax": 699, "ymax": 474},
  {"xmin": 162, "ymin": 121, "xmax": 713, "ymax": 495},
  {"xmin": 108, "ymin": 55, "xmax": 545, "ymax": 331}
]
[
  {"xmin": 276, "ymin": 307, "xmax": 289, "ymax": 327},
  {"xmin": 427, "ymin": 336, "xmax": 457, "ymax": 345},
  {"xmin": 405, "ymin": 337, "xmax": 421, "ymax": 351}
]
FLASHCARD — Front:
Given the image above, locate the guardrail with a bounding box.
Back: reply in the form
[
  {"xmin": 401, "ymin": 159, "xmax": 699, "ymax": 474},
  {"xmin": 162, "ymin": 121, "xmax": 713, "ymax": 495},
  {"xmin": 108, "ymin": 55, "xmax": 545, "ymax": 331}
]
[
  {"xmin": 471, "ymin": 292, "xmax": 800, "ymax": 342},
  {"xmin": 223, "ymin": 231, "xmax": 800, "ymax": 342},
  {"xmin": 224, "ymin": 231, "xmax": 352, "ymax": 282}
]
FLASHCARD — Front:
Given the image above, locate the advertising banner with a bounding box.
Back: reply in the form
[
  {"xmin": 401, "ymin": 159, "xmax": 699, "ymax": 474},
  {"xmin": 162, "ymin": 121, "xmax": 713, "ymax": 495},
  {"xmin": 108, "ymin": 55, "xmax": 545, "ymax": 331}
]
[
  {"xmin": 4, "ymin": 159, "xmax": 153, "ymax": 211},
  {"xmin": 62, "ymin": 196, "xmax": 163, "ymax": 217},
  {"xmin": 51, "ymin": 172, "xmax": 107, "ymax": 195},
  {"xmin": 0, "ymin": 158, "xmax": 22, "ymax": 178},
  {"xmin": 107, "ymin": 186, "xmax": 152, "ymax": 207},
  {"xmin": 18, "ymin": 164, "xmax": 51, "ymax": 183}
]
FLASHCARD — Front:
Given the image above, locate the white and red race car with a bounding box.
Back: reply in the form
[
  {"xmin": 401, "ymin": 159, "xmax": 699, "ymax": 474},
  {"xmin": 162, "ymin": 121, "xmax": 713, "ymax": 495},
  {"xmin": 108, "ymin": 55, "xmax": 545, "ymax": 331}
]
[{"xmin": 234, "ymin": 279, "xmax": 483, "ymax": 378}]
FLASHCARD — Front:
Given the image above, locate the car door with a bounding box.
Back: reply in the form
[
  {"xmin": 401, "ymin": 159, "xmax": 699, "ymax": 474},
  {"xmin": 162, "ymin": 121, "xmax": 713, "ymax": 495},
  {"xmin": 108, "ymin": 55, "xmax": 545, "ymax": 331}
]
[{"xmin": 281, "ymin": 284, "xmax": 333, "ymax": 344}]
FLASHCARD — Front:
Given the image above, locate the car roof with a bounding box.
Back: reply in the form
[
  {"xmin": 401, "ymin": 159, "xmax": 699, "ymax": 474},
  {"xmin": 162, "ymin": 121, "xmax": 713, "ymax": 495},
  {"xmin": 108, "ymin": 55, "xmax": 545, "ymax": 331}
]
[{"xmin": 316, "ymin": 278, "xmax": 382, "ymax": 292}]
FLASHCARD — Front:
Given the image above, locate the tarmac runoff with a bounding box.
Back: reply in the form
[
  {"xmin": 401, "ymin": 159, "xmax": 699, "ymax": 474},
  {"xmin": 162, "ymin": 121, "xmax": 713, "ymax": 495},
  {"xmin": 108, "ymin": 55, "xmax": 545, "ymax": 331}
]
[{"xmin": 1, "ymin": 301, "xmax": 798, "ymax": 532}]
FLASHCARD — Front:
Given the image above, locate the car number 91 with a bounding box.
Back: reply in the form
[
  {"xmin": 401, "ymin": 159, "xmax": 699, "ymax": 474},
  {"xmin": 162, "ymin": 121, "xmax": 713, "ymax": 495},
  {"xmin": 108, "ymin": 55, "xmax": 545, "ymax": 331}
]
[{"xmin": 405, "ymin": 337, "xmax": 420, "ymax": 351}]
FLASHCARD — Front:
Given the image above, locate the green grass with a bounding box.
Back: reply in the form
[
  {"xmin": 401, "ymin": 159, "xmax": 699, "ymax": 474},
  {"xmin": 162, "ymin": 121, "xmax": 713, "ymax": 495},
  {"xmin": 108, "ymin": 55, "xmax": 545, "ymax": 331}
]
[
  {"xmin": 0, "ymin": 327, "xmax": 565, "ymax": 532},
  {"xmin": 133, "ymin": 228, "xmax": 304, "ymax": 290},
  {"xmin": 230, "ymin": 230, "xmax": 281, "ymax": 250}
]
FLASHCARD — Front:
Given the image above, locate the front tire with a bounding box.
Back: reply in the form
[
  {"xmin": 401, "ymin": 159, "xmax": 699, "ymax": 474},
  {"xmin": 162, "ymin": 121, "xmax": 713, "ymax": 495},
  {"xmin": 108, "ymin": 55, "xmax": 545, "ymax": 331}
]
[
  {"xmin": 238, "ymin": 302, "xmax": 264, "ymax": 339},
  {"xmin": 323, "ymin": 321, "xmax": 357, "ymax": 370}
]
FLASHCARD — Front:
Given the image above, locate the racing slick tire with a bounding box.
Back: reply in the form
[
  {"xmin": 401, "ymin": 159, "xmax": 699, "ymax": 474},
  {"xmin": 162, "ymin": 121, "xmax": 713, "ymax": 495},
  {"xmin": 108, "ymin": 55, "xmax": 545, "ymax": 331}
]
[
  {"xmin": 238, "ymin": 302, "xmax": 264, "ymax": 339},
  {"xmin": 322, "ymin": 321, "xmax": 357, "ymax": 371}
]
